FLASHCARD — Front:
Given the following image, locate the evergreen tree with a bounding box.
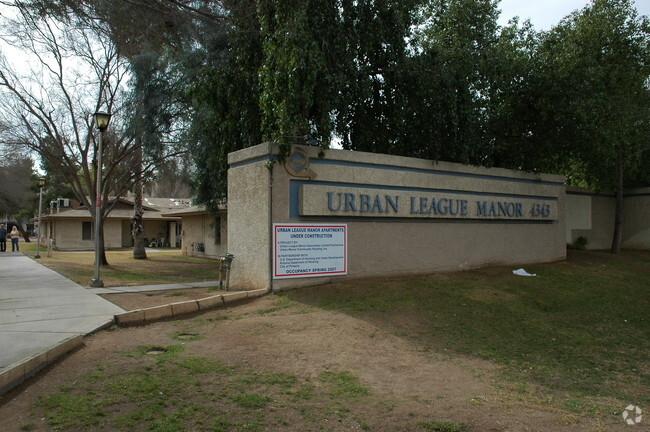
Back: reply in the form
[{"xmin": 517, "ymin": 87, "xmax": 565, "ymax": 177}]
[{"xmin": 534, "ymin": 0, "xmax": 650, "ymax": 252}]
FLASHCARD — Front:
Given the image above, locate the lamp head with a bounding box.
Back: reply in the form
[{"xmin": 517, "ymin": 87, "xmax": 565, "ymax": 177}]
[
  {"xmin": 38, "ymin": 178, "xmax": 46, "ymax": 187},
  {"xmin": 93, "ymin": 111, "xmax": 111, "ymax": 131}
]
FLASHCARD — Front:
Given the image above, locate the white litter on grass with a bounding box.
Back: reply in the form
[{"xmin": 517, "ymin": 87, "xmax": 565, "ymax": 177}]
[{"xmin": 512, "ymin": 268, "xmax": 537, "ymax": 277}]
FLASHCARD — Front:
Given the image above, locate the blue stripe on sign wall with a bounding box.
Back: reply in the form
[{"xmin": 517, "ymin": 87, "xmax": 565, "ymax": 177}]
[{"xmin": 288, "ymin": 180, "xmax": 558, "ymax": 219}]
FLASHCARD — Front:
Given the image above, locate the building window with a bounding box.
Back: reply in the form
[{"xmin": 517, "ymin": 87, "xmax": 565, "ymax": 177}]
[
  {"xmin": 214, "ymin": 217, "xmax": 221, "ymax": 245},
  {"xmin": 82, "ymin": 221, "xmax": 94, "ymax": 240}
]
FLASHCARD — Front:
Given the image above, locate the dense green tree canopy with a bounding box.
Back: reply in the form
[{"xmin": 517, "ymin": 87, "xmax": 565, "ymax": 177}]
[
  {"xmin": 5, "ymin": 0, "xmax": 650, "ymax": 252},
  {"xmin": 533, "ymin": 0, "xmax": 650, "ymax": 251},
  {"xmin": 536, "ymin": 0, "xmax": 650, "ymax": 188}
]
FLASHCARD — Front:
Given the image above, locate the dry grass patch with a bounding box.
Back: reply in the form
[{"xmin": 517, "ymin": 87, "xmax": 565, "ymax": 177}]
[{"xmin": 24, "ymin": 246, "xmax": 220, "ymax": 287}]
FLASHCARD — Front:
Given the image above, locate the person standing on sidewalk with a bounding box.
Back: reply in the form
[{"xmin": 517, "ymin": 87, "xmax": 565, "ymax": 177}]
[
  {"xmin": 0, "ymin": 224, "xmax": 6, "ymax": 252},
  {"xmin": 9, "ymin": 225, "xmax": 20, "ymax": 252}
]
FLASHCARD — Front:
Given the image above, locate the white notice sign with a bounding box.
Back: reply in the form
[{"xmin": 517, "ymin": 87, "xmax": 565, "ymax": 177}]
[{"xmin": 273, "ymin": 223, "xmax": 347, "ymax": 279}]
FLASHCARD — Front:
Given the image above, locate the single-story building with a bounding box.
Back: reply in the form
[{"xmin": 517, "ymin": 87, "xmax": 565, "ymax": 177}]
[
  {"xmin": 39, "ymin": 197, "xmax": 189, "ymax": 251},
  {"xmin": 162, "ymin": 205, "xmax": 228, "ymax": 259}
]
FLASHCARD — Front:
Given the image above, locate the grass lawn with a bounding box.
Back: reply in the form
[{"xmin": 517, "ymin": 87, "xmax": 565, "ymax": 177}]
[
  {"xmin": 10, "ymin": 246, "xmax": 649, "ymax": 431},
  {"xmin": 20, "ymin": 242, "xmax": 221, "ymax": 287},
  {"xmin": 285, "ymin": 249, "xmax": 650, "ymax": 409},
  {"xmin": 35, "ymin": 344, "xmax": 377, "ymax": 432}
]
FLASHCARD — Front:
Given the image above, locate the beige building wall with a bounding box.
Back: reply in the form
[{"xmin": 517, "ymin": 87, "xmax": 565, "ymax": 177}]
[
  {"xmin": 228, "ymin": 146, "xmax": 272, "ymax": 289},
  {"xmin": 41, "ymin": 208, "xmax": 181, "ymax": 251},
  {"xmin": 565, "ymin": 188, "xmax": 615, "ymax": 250},
  {"xmin": 565, "ymin": 192, "xmax": 591, "ymax": 244},
  {"xmin": 121, "ymin": 221, "xmax": 132, "ymax": 247},
  {"xmin": 49, "ymin": 218, "xmax": 124, "ymax": 250},
  {"xmin": 180, "ymin": 213, "xmax": 228, "ymax": 258},
  {"xmin": 228, "ymin": 143, "xmax": 567, "ymax": 291},
  {"xmin": 623, "ymin": 188, "xmax": 650, "ymax": 250},
  {"xmin": 565, "ymin": 187, "xmax": 650, "ymax": 251}
]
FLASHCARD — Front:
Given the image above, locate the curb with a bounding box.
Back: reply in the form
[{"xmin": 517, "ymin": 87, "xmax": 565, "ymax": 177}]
[
  {"xmin": 114, "ymin": 289, "xmax": 268, "ymax": 326},
  {"xmin": 0, "ymin": 334, "xmax": 84, "ymax": 396},
  {"xmin": 0, "ymin": 290, "xmax": 267, "ymax": 396}
]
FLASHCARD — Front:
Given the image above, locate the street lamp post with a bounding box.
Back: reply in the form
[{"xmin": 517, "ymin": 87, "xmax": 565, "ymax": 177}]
[
  {"xmin": 34, "ymin": 178, "xmax": 46, "ymax": 259},
  {"xmin": 90, "ymin": 111, "xmax": 111, "ymax": 288}
]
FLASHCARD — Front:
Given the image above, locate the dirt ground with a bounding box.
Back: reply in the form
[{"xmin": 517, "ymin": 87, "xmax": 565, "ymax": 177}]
[
  {"xmin": 0, "ymin": 289, "xmax": 632, "ymax": 432},
  {"xmin": 100, "ymin": 287, "xmax": 228, "ymax": 310}
]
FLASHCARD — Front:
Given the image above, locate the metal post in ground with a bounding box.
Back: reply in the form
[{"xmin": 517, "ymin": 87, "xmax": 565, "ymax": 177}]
[
  {"xmin": 90, "ymin": 111, "xmax": 111, "ymax": 288},
  {"xmin": 34, "ymin": 178, "xmax": 45, "ymax": 259}
]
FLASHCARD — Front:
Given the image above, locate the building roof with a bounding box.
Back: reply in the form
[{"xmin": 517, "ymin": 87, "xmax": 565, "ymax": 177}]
[
  {"xmin": 74, "ymin": 197, "xmax": 191, "ymax": 211},
  {"xmin": 41, "ymin": 209, "xmax": 180, "ymax": 221},
  {"xmin": 37, "ymin": 196, "xmax": 191, "ymax": 222},
  {"xmin": 162, "ymin": 204, "xmax": 227, "ymax": 217},
  {"xmin": 142, "ymin": 197, "xmax": 192, "ymax": 210}
]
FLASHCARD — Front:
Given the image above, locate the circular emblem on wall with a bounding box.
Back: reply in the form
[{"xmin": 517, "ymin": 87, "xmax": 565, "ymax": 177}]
[{"xmin": 285, "ymin": 146, "xmax": 316, "ymax": 179}]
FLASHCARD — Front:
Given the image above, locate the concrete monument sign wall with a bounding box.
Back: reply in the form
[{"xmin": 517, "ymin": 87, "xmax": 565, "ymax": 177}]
[{"xmin": 228, "ymin": 143, "xmax": 566, "ymax": 291}]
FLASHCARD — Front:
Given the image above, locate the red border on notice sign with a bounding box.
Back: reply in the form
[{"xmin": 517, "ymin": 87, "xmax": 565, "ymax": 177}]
[{"xmin": 273, "ymin": 224, "xmax": 347, "ymax": 279}]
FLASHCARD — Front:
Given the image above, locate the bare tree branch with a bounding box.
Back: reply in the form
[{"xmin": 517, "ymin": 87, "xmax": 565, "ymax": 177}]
[{"xmin": 0, "ymin": 4, "xmax": 186, "ymax": 262}]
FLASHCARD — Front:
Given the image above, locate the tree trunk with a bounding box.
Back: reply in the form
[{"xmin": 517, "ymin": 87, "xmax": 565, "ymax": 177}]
[
  {"xmin": 610, "ymin": 153, "xmax": 624, "ymax": 254},
  {"xmin": 91, "ymin": 209, "xmax": 109, "ymax": 266},
  {"xmin": 99, "ymin": 224, "xmax": 109, "ymax": 265},
  {"xmin": 132, "ymin": 144, "xmax": 147, "ymax": 259},
  {"xmin": 13, "ymin": 222, "xmax": 31, "ymax": 242}
]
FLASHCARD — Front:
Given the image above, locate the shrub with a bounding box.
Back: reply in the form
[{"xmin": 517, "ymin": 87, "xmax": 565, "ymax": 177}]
[{"xmin": 571, "ymin": 236, "xmax": 589, "ymax": 250}]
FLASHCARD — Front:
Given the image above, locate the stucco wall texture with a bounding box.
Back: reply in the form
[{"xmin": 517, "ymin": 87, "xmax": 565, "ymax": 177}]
[
  {"xmin": 623, "ymin": 188, "xmax": 650, "ymax": 249},
  {"xmin": 44, "ymin": 219, "xmax": 123, "ymax": 250},
  {"xmin": 566, "ymin": 186, "xmax": 650, "ymax": 250},
  {"xmin": 228, "ymin": 143, "xmax": 567, "ymax": 291},
  {"xmin": 180, "ymin": 214, "xmax": 228, "ymax": 258},
  {"xmin": 41, "ymin": 218, "xmax": 172, "ymax": 251}
]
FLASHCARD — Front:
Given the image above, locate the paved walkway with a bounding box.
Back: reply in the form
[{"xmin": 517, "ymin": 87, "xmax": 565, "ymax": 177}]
[
  {"xmin": 0, "ymin": 252, "xmax": 221, "ymax": 394},
  {"xmin": 88, "ymin": 280, "xmax": 221, "ymax": 295},
  {"xmin": 0, "ymin": 252, "xmax": 124, "ymax": 374}
]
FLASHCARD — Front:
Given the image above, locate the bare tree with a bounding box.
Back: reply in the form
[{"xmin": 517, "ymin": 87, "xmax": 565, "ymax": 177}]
[{"xmin": 0, "ymin": 4, "xmax": 183, "ymax": 264}]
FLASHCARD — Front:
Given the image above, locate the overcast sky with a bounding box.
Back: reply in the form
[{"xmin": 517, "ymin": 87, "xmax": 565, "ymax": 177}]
[
  {"xmin": 498, "ymin": 0, "xmax": 650, "ymax": 30},
  {"xmin": 2, "ymin": 1, "xmax": 650, "ymax": 79}
]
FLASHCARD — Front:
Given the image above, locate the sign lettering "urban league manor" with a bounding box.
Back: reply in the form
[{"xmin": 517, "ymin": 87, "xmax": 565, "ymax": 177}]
[{"xmin": 299, "ymin": 185, "xmax": 557, "ymax": 221}]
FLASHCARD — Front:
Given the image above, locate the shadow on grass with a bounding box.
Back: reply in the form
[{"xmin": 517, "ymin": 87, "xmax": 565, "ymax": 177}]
[{"xmin": 284, "ymin": 250, "xmax": 650, "ymax": 406}]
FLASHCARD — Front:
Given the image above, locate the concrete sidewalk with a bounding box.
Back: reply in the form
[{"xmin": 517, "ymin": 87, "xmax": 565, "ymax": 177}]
[
  {"xmin": 88, "ymin": 280, "xmax": 222, "ymax": 295},
  {"xmin": 0, "ymin": 253, "xmax": 125, "ymax": 394}
]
